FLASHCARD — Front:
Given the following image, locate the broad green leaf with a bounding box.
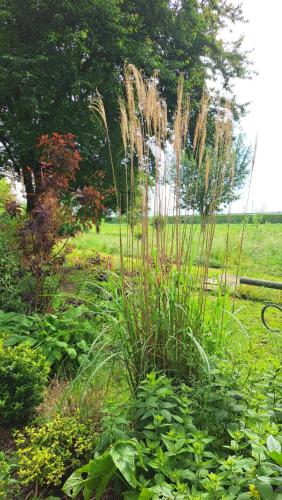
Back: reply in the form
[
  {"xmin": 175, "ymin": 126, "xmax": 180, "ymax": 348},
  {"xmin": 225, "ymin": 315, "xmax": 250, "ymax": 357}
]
[
  {"xmin": 110, "ymin": 440, "xmax": 139, "ymax": 487},
  {"xmin": 138, "ymin": 489, "xmax": 153, "ymax": 500},
  {"xmin": 256, "ymin": 481, "xmax": 274, "ymax": 499},
  {"xmin": 268, "ymin": 451, "xmax": 282, "ymax": 467},
  {"xmin": 259, "ymin": 476, "xmax": 282, "ymax": 488},
  {"xmin": 77, "ymin": 339, "xmax": 89, "ymax": 351},
  {"xmin": 63, "ymin": 453, "xmax": 115, "ymax": 500}
]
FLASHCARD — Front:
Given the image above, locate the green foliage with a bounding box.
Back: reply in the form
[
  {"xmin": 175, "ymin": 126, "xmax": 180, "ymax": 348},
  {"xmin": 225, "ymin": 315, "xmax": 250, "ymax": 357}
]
[
  {"xmin": 0, "ymin": 0, "xmax": 250, "ymax": 212},
  {"xmin": 0, "ymin": 451, "xmax": 18, "ymax": 499},
  {"xmin": 0, "ymin": 209, "xmax": 62, "ymax": 314},
  {"xmin": 0, "ymin": 178, "xmax": 14, "ymax": 213},
  {"xmin": 0, "ymin": 210, "xmax": 26, "ymax": 312},
  {"xmin": 0, "ymin": 306, "xmax": 96, "ymax": 375},
  {"xmin": 0, "ymin": 245, "xmax": 23, "ymax": 313},
  {"xmin": 97, "ymin": 271, "xmax": 208, "ymax": 389},
  {"xmin": 191, "ymin": 362, "xmax": 245, "ymax": 442},
  {"xmin": 64, "ymin": 371, "xmax": 282, "ymax": 499},
  {"xmin": 95, "ymin": 403, "xmax": 132, "ymax": 453},
  {"xmin": 0, "ymin": 344, "xmax": 49, "ymax": 425},
  {"xmin": 14, "ymin": 414, "xmax": 96, "ymax": 491},
  {"xmin": 180, "ymin": 135, "xmax": 251, "ymax": 219},
  {"xmin": 107, "ymin": 213, "xmax": 282, "ymax": 225}
]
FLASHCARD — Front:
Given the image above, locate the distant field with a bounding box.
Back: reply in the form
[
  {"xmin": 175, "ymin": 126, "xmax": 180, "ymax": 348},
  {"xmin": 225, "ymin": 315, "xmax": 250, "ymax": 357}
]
[{"xmin": 69, "ymin": 222, "xmax": 282, "ymax": 279}]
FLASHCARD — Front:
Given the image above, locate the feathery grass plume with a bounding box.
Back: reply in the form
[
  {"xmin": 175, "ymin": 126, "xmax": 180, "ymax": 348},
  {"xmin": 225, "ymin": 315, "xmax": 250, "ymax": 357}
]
[
  {"xmin": 205, "ymin": 152, "xmax": 212, "ymax": 193},
  {"xmin": 119, "ymin": 98, "xmax": 129, "ymax": 156},
  {"xmin": 113, "ymin": 65, "xmax": 214, "ymax": 388},
  {"xmin": 90, "ymin": 65, "xmax": 242, "ymax": 390},
  {"xmin": 89, "ymin": 91, "xmax": 108, "ymax": 132},
  {"xmin": 89, "ymin": 92, "xmax": 119, "ymax": 212}
]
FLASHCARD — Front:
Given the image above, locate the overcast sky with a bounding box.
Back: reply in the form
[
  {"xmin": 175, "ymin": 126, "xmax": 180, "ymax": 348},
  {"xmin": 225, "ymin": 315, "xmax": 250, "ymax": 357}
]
[{"xmin": 230, "ymin": 0, "xmax": 282, "ymax": 213}]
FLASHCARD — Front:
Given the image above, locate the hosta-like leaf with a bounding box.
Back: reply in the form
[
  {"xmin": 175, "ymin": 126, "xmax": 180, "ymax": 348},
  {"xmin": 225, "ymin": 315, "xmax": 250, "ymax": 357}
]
[
  {"xmin": 110, "ymin": 440, "xmax": 142, "ymax": 487},
  {"xmin": 63, "ymin": 453, "xmax": 116, "ymax": 500}
]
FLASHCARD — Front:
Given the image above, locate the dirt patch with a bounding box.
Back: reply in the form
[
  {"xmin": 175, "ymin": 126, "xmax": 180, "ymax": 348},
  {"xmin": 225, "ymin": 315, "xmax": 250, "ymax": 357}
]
[{"xmin": 0, "ymin": 426, "xmax": 16, "ymax": 454}]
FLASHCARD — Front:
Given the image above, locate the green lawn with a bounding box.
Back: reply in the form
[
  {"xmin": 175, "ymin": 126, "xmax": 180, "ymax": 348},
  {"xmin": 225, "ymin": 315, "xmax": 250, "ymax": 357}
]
[{"xmin": 69, "ymin": 222, "xmax": 282, "ymax": 277}]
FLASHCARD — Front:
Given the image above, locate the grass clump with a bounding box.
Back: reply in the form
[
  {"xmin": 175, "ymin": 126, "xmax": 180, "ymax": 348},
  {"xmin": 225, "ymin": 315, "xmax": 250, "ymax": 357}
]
[{"xmin": 91, "ymin": 65, "xmax": 241, "ymax": 389}]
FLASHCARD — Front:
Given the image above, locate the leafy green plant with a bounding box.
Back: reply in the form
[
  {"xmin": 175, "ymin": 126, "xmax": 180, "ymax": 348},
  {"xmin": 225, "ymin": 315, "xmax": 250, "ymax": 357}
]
[
  {"xmin": 0, "ymin": 344, "xmax": 49, "ymax": 425},
  {"xmin": 191, "ymin": 361, "xmax": 245, "ymax": 442},
  {"xmin": 14, "ymin": 414, "xmax": 96, "ymax": 495},
  {"xmin": 95, "ymin": 402, "xmax": 132, "ymax": 453},
  {"xmin": 63, "ymin": 371, "xmax": 282, "ymax": 499},
  {"xmin": 0, "ymin": 210, "xmax": 26, "ymax": 313},
  {"xmin": 0, "ymin": 451, "xmax": 18, "ymax": 499},
  {"xmin": 0, "ymin": 306, "xmax": 96, "ymax": 375}
]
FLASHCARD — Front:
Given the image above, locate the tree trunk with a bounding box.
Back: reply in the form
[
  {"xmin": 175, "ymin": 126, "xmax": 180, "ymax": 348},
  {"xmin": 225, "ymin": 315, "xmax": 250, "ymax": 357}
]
[
  {"xmin": 95, "ymin": 222, "xmax": 100, "ymax": 234},
  {"xmin": 22, "ymin": 165, "xmax": 36, "ymax": 212},
  {"xmin": 21, "ymin": 152, "xmax": 41, "ymax": 212}
]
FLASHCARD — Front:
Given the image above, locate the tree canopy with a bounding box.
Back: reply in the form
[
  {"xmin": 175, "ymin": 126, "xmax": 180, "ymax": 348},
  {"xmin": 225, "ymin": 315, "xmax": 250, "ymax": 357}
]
[
  {"xmin": 0, "ymin": 0, "xmax": 251, "ymax": 211},
  {"xmin": 180, "ymin": 134, "xmax": 251, "ymax": 218}
]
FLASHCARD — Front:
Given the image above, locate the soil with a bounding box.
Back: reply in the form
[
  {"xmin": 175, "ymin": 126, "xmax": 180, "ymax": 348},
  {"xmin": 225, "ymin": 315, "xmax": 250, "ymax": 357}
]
[{"xmin": 0, "ymin": 425, "xmax": 16, "ymax": 454}]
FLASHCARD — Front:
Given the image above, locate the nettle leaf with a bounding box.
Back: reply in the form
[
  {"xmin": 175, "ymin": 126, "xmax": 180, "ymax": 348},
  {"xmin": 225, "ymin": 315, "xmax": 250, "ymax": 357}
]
[
  {"xmin": 267, "ymin": 435, "xmax": 282, "ymax": 453},
  {"xmin": 160, "ymin": 401, "xmax": 177, "ymax": 409},
  {"xmin": 180, "ymin": 469, "xmax": 196, "ymax": 480},
  {"xmin": 77, "ymin": 339, "xmax": 89, "ymax": 352},
  {"xmin": 258, "ymin": 475, "xmax": 281, "ymax": 486},
  {"xmin": 171, "ymin": 414, "xmax": 184, "ymax": 423},
  {"xmin": 66, "ymin": 347, "xmax": 77, "ymax": 359},
  {"xmin": 136, "ymin": 489, "xmax": 152, "ymax": 500},
  {"xmin": 141, "ymin": 410, "xmax": 154, "ymax": 420},
  {"xmin": 53, "ymin": 350, "xmax": 62, "ymax": 361},
  {"xmin": 159, "ymin": 409, "xmax": 172, "ymax": 422}
]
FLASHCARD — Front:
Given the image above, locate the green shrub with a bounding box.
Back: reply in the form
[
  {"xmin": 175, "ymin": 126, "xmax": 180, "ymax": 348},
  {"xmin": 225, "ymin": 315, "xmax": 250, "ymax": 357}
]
[
  {"xmin": 64, "ymin": 371, "xmax": 282, "ymax": 499},
  {"xmin": 15, "ymin": 414, "xmax": 96, "ymax": 491},
  {"xmin": 0, "ymin": 344, "xmax": 49, "ymax": 425}
]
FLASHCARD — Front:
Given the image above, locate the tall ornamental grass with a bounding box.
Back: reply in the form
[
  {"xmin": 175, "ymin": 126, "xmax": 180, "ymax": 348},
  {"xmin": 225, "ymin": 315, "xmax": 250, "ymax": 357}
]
[{"xmin": 93, "ymin": 65, "xmax": 237, "ymax": 390}]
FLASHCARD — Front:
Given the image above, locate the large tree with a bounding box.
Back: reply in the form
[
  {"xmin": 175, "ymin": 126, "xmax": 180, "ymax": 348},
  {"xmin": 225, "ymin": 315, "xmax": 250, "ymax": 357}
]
[{"xmin": 0, "ymin": 0, "xmax": 250, "ymax": 211}]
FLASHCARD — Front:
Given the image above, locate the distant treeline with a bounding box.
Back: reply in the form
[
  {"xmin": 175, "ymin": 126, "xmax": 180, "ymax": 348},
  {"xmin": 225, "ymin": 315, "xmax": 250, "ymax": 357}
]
[{"xmin": 106, "ymin": 213, "xmax": 282, "ymax": 225}]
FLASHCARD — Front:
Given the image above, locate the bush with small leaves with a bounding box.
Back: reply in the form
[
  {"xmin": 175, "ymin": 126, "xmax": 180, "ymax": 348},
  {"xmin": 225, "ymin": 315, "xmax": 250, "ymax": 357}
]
[
  {"xmin": 14, "ymin": 414, "xmax": 96, "ymax": 492},
  {"xmin": 0, "ymin": 344, "xmax": 49, "ymax": 425}
]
